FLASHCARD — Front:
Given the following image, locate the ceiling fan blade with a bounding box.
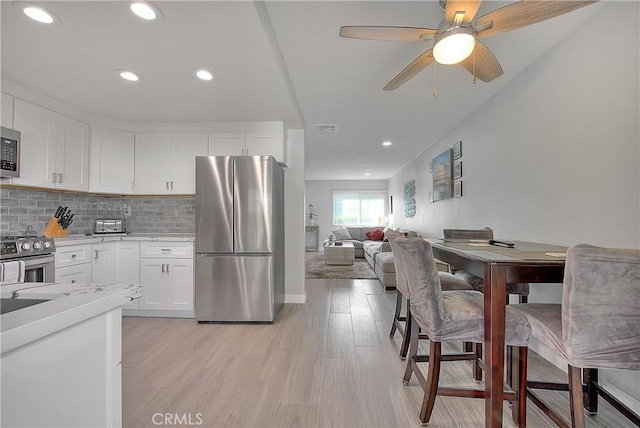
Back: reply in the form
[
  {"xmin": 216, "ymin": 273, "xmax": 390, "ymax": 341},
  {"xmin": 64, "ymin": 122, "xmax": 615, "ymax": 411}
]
[
  {"xmin": 459, "ymin": 40, "xmax": 503, "ymax": 82},
  {"xmin": 475, "ymin": 1, "xmax": 598, "ymax": 39},
  {"xmin": 339, "ymin": 26, "xmax": 438, "ymax": 42},
  {"xmin": 383, "ymin": 49, "xmax": 435, "ymax": 91},
  {"xmin": 445, "ymin": 0, "xmax": 483, "ymax": 24}
]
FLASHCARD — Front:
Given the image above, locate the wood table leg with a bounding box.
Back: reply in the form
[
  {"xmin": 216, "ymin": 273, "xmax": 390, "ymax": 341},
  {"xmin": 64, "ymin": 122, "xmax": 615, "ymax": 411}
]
[{"xmin": 485, "ymin": 264, "xmax": 507, "ymax": 428}]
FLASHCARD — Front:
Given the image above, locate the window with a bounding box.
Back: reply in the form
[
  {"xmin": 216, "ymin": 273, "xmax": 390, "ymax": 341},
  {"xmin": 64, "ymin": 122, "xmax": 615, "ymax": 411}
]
[{"xmin": 333, "ymin": 190, "xmax": 387, "ymax": 226}]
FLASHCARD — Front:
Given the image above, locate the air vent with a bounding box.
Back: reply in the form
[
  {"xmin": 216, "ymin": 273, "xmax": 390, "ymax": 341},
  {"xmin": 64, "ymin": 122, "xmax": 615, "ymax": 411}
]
[{"xmin": 316, "ymin": 124, "xmax": 337, "ymax": 133}]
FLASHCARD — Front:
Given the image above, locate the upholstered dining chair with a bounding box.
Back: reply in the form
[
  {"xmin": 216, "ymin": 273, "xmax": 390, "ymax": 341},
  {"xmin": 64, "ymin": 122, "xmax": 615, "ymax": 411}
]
[
  {"xmin": 510, "ymin": 244, "xmax": 640, "ymax": 428},
  {"xmin": 393, "ymin": 237, "xmax": 531, "ymax": 426},
  {"xmin": 388, "ymin": 235, "xmax": 472, "ymax": 359},
  {"xmin": 443, "ymin": 227, "xmax": 530, "ymax": 303}
]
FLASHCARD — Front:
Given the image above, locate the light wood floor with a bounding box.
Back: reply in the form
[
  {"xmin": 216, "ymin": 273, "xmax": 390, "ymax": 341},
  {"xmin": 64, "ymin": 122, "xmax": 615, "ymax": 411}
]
[{"xmin": 122, "ymin": 279, "xmax": 629, "ymax": 428}]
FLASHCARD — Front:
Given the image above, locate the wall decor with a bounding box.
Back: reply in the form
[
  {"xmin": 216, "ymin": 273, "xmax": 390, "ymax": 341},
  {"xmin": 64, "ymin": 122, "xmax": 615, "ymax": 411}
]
[
  {"xmin": 428, "ymin": 158, "xmax": 434, "ymax": 173},
  {"xmin": 432, "ymin": 149, "xmax": 453, "ymax": 201},
  {"xmin": 454, "ymin": 161, "xmax": 462, "ymax": 179},
  {"xmin": 403, "ymin": 179, "xmax": 416, "ymax": 217},
  {"xmin": 453, "ymin": 141, "xmax": 462, "ymax": 159},
  {"xmin": 454, "ymin": 181, "xmax": 463, "ymax": 198}
]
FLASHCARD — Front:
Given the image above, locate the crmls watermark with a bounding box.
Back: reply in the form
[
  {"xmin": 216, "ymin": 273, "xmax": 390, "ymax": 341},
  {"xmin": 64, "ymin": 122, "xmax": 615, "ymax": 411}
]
[{"xmin": 152, "ymin": 413, "xmax": 204, "ymax": 426}]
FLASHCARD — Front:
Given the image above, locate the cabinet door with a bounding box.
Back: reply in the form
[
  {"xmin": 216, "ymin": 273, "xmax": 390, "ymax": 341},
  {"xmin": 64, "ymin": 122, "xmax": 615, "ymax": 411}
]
[
  {"xmin": 1, "ymin": 92, "xmax": 13, "ymax": 128},
  {"xmin": 246, "ymin": 131, "xmax": 284, "ymax": 162},
  {"xmin": 90, "ymin": 127, "xmax": 135, "ymax": 194},
  {"xmin": 57, "ymin": 114, "xmax": 90, "ymax": 192},
  {"xmin": 208, "ymin": 132, "xmax": 245, "ymax": 156},
  {"xmin": 139, "ymin": 258, "xmax": 166, "ymax": 310},
  {"xmin": 11, "ymin": 99, "xmax": 58, "ymax": 188},
  {"xmin": 55, "ymin": 244, "xmax": 91, "ymax": 268},
  {"xmin": 170, "ymin": 133, "xmax": 208, "ymax": 194},
  {"xmin": 56, "ymin": 263, "xmax": 92, "ymax": 284},
  {"xmin": 115, "ymin": 242, "xmax": 140, "ymax": 310},
  {"xmin": 165, "ymin": 259, "xmax": 194, "ymax": 311},
  {"xmin": 92, "ymin": 242, "xmax": 115, "ymax": 285},
  {"xmin": 134, "ymin": 133, "xmax": 172, "ymax": 194}
]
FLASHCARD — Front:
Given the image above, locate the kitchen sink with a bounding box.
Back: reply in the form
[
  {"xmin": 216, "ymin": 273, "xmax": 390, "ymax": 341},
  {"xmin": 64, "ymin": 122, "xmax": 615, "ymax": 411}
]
[{"xmin": 0, "ymin": 298, "xmax": 51, "ymax": 315}]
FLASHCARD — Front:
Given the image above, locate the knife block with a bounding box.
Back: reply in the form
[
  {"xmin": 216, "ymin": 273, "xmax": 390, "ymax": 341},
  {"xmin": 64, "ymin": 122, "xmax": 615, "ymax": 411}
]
[{"xmin": 43, "ymin": 217, "xmax": 69, "ymax": 238}]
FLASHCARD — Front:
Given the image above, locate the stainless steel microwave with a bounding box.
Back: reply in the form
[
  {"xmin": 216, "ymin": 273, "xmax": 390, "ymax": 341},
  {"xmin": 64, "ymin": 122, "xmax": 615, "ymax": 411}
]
[{"xmin": 1, "ymin": 126, "xmax": 20, "ymax": 178}]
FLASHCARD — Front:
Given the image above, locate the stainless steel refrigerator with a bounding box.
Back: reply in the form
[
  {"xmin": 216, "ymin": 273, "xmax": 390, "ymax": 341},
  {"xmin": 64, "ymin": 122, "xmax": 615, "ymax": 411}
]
[{"xmin": 195, "ymin": 155, "xmax": 285, "ymax": 322}]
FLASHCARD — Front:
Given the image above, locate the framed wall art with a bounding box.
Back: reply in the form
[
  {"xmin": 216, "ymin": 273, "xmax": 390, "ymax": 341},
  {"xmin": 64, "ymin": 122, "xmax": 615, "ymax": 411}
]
[
  {"xmin": 404, "ymin": 179, "xmax": 416, "ymax": 217},
  {"xmin": 454, "ymin": 181, "xmax": 463, "ymax": 198},
  {"xmin": 454, "ymin": 161, "xmax": 462, "ymax": 179},
  {"xmin": 453, "ymin": 141, "xmax": 462, "ymax": 159},
  {"xmin": 432, "ymin": 149, "xmax": 453, "ymax": 201}
]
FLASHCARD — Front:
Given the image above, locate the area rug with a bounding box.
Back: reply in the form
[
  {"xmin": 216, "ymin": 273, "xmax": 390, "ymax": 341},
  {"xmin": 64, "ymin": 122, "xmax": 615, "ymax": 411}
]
[{"xmin": 305, "ymin": 252, "xmax": 377, "ymax": 279}]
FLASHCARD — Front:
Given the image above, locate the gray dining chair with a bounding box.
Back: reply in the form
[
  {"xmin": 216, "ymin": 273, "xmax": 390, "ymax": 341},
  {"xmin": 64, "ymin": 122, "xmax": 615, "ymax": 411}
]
[
  {"xmin": 511, "ymin": 244, "xmax": 640, "ymax": 428},
  {"xmin": 394, "ymin": 237, "xmax": 531, "ymax": 426},
  {"xmin": 388, "ymin": 236, "xmax": 472, "ymax": 359}
]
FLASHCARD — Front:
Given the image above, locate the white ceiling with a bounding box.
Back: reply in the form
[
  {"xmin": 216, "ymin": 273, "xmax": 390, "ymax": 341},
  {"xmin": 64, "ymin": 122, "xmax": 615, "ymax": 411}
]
[{"xmin": 0, "ymin": 1, "xmax": 603, "ymax": 180}]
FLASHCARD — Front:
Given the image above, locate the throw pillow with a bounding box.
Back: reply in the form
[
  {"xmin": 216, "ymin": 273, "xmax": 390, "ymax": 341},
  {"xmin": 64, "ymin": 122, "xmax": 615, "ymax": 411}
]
[
  {"xmin": 384, "ymin": 229, "xmax": 405, "ymax": 241},
  {"xmin": 331, "ymin": 227, "xmax": 352, "ymax": 240},
  {"xmin": 365, "ymin": 227, "xmax": 384, "ymax": 241}
]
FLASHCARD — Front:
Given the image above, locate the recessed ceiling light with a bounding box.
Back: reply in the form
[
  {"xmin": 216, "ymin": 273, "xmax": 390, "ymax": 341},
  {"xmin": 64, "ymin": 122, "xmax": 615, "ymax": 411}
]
[
  {"xmin": 382, "ymin": 141, "xmax": 392, "ymax": 146},
  {"xmin": 15, "ymin": 2, "xmax": 62, "ymax": 24},
  {"xmin": 117, "ymin": 70, "xmax": 143, "ymax": 82},
  {"xmin": 365, "ymin": 173, "xmax": 371, "ymax": 176},
  {"xmin": 130, "ymin": 1, "xmax": 163, "ymax": 21},
  {"xmin": 196, "ymin": 69, "xmax": 215, "ymax": 81}
]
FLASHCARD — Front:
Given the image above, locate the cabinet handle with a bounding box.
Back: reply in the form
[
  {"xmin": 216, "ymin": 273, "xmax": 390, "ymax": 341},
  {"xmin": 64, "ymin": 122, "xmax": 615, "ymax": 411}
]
[
  {"xmin": 71, "ymin": 254, "xmax": 76, "ymax": 259},
  {"xmin": 71, "ymin": 279, "xmax": 76, "ymax": 283},
  {"xmin": 130, "ymin": 181, "xmax": 134, "ymax": 191},
  {"xmin": 161, "ymin": 263, "xmax": 165, "ymax": 273},
  {"xmin": 170, "ymin": 181, "xmax": 174, "ymax": 190},
  {"xmin": 166, "ymin": 264, "xmax": 170, "ymax": 273},
  {"xmin": 166, "ymin": 181, "xmax": 170, "ymax": 190},
  {"xmin": 161, "ymin": 248, "xmax": 171, "ymax": 253},
  {"xmin": 94, "ymin": 250, "xmax": 99, "ymax": 260},
  {"xmin": 52, "ymin": 173, "xmax": 57, "ymax": 183},
  {"xmin": 58, "ymin": 173, "xmax": 63, "ymax": 184}
]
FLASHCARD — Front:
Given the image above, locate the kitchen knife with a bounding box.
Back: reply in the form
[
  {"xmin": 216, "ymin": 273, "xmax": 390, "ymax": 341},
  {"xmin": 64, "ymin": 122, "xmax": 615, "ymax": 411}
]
[
  {"xmin": 54, "ymin": 206, "xmax": 64, "ymax": 218},
  {"xmin": 58, "ymin": 207, "xmax": 69, "ymax": 224},
  {"xmin": 61, "ymin": 213, "xmax": 74, "ymax": 229}
]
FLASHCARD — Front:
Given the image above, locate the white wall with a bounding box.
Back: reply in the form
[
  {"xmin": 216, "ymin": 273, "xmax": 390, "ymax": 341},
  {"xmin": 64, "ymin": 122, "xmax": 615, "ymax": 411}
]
[
  {"xmin": 284, "ymin": 129, "xmax": 306, "ymax": 303},
  {"xmin": 305, "ymin": 179, "xmax": 388, "ymax": 244},
  {"xmin": 388, "ymin": 1, "xmax": 639, "ymax": 410}
]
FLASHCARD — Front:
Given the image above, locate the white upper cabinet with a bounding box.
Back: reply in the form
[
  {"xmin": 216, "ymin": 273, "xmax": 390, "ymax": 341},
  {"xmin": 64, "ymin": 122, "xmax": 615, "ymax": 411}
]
[
  {"xmin": 171, "ymin": 133, "xmax": 208, "ymax": 194},
  {"xmin": 208, "ymin": 132, "xmax": 245, "ymax": 156},
  {"xmin": 134, "ymin": 132, "xmax": 207, "ymax": 194},
  {"xmin": 1, "ymin": 92, "xmax": 14, "ymax": 128},
  {"xmin": 90, "ymin": 127, "xmax": 135, "ymax": 194},
  {"xmin": 208, "ymin": 130, "xmax": 285, "ymax": 164},
  {"xmin": 12, "ymin": 99, "xmax": 89, "ymax": 191}
]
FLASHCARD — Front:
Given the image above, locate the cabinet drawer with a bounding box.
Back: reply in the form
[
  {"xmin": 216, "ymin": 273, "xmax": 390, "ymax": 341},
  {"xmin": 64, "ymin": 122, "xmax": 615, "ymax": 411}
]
[
  {"xmin": 140, "ymin": 242, "xmax": 193, "ymax": 259},
  {"xmin": 55, "ymin": 244, "xmax": 91, "ymax": 268}
]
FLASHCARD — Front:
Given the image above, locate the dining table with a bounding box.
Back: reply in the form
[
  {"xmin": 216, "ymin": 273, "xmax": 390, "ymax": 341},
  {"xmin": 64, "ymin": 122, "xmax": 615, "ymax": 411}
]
[{"xmin": 427, "ymin": 239, "xmax": 568, "ymax": 428}]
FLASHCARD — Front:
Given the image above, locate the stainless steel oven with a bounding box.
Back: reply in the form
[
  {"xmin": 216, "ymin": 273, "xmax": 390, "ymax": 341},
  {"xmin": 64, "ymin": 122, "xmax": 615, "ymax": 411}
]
[{"xmin": 1, "ymin": 236, "xmax": 56, "ymax": 283}]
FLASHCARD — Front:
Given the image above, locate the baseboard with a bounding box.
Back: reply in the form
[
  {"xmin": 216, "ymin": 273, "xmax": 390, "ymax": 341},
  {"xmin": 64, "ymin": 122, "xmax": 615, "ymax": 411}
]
[
  {"xmin": 285, "ymin": 293, "xmax": 306, "ymax": 304},
  {"xmin": 122, "ymin": 309, "xmax": 194, "ymax": 318}
]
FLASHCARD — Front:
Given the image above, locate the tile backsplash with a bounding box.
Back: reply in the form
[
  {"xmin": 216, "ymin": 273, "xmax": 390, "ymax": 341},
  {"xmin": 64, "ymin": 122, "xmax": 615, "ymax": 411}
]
[{"xmin": 0, "ymin": 187, "xmax": 195, "ymax": 236}]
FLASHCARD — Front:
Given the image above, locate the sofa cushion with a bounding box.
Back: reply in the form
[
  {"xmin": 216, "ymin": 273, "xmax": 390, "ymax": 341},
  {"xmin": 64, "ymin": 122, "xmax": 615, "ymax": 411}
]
[
  {"xmin": 375, "ymin": 252, "xmax": 396, "ymax": 273},
  {"xmin": 341, "ymin": 239, "xmax": 363, "ymax": 251},
  {"xmin": 365, "ymin": 227, "xmax": 384, "ymax": 241},
  {"xmin": 332, "ymin": 227, "xmax": 352, "ymax": 240},
  {"xmin": 346, "ymin": 227, "xmax": 363, "ymax": 241}
]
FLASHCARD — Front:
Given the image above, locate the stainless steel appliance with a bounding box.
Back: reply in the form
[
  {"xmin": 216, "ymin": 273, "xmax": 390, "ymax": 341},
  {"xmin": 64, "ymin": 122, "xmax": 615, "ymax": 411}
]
[
  {"xmin": 195, "ymin": 156, "xmax": 284, "ymax": 322},
  {"xmin": 1, "ymin": 126, "xmax": 21, "ymax": 178},
  {"xmin": 94, "ymin": 219, "xmax": 125, "ymax": 234},
  {"xmin": 0, "ymin": 236, "xmax": 56, "ymax": 283}
]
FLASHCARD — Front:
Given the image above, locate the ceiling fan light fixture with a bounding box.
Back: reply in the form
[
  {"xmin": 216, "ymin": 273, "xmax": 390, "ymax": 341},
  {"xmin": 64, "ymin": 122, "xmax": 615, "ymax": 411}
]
[{"xmin": 433, "ymin": 26, "xmax": 475, "ymax": 65}]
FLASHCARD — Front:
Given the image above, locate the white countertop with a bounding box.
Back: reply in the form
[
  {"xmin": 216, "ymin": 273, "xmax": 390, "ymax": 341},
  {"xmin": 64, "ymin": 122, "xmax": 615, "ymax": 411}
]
[
  {"xmin": 54, "ymin": 233, "xmax": 195, "ymax": 246},
  {"xmin": 1, "ymin": 282, "xmax": 142, "ymax": 354}
]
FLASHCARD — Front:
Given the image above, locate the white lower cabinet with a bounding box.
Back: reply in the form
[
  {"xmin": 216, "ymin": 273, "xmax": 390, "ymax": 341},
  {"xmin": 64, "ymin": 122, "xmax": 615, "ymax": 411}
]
[
  {"xmin": 139, "ymin": 242, "xmax": 194, "ymax": 312},
  {"xmin": 115, "ymin": 242, "xmax": 140, "ymax": 310},
  {"xmin": 55, "ymin": 262, "xmax": 92, "ymax": 284},
  {"xmin": 92, "ymin": 242, "xmax": 115, "ymax": 285}
]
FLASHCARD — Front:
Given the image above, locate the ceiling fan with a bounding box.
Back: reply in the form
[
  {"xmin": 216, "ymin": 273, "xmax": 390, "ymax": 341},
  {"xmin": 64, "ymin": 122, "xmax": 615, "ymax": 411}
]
[{"xmin": 339, "ymin": 0, "xmax": 597, "ymax": 90}]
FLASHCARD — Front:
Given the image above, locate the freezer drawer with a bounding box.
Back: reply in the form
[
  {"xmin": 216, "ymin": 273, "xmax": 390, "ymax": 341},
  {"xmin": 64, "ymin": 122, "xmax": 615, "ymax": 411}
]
[{"xmin": 195, "ymin": 255, "xmax": 279, "ymax": 322}]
